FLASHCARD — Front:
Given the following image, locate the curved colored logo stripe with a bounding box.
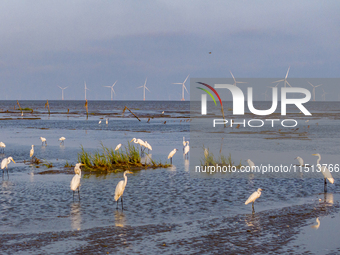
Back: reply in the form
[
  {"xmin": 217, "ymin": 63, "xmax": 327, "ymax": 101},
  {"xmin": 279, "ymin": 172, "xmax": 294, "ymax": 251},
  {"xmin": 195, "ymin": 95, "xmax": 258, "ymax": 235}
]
[
  {"xmin": 196, "ymin": 87, "xmax": 217, "ymax": 105},
  {"xmin": 197, "ymin": 82, "xmax": 223, "ymax": 106}
]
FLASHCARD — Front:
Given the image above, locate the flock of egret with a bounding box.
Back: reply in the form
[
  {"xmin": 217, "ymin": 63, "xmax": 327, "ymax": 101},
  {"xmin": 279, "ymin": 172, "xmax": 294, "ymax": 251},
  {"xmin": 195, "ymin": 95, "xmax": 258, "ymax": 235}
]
[
  {"xmin": 1, "ymin": 134, "xmax": 334, "ymax": 215},
  {"xmin": 68, "ymin": 137, "xmax": 190, "ymax": 207},
  {"xmin": 245, "ymin": 153, "xmax": 336, "ymax": 213},
  {"xmin": 28, "ymin": 137, "xmax": 67, "ymax": 160}
]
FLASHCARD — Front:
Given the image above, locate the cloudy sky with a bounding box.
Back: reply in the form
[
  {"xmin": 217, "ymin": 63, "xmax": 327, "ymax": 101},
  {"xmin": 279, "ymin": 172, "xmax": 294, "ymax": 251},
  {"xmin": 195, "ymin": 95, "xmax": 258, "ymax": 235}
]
[{"xmin": 0, "ymin": 0, "xmax": 339, "ymax": 100}]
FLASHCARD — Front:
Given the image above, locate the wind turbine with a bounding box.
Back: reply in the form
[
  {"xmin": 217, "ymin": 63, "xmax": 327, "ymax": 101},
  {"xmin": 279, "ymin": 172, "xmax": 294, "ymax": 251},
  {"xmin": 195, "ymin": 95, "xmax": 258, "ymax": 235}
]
[
  {"xmin": 137, "ymin": 78, "xmax": 150, "ymax": 101},
  {"xmin": 173, "ymin": 75, "xmax": 189, "ymax": 101},
  {"xmin": 84, "ymin": 81, "xmax": 90, "ymax": 100},
  {"xmin": 58, "ymin": 86, "xmax": 68, "ymax": 100},
  {"xmin": 321, "ymin": 88, "xmax": 327, "ymax": 101},
  {"xmin": 230, "ymin": 71, "xmax": 247, "ymax": 87},
  {"xmin": 104, "ymin": 81, "xmax": 117, "ymax": 100},
  {"xmin": 272, "ymin": 67, "xmax": 292, "ymax": 87},
  {"xmin": 308, "ymin": 82, "xmax": 322, "ymax": 101}
]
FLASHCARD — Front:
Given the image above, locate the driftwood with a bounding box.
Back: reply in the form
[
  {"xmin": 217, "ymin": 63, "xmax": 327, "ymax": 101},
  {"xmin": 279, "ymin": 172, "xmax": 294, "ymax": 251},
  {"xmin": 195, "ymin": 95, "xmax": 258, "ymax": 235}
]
[
  {"xmin": 122, "ymin": 106, "xmax": 141, "ymax": 121},
  {"xmin": 44, "ymin": 100, "xmax": 50, "ymax": 115},
  {"xmin": 85, "ymin": 100, "xmax": 88, "ymax": 119}
]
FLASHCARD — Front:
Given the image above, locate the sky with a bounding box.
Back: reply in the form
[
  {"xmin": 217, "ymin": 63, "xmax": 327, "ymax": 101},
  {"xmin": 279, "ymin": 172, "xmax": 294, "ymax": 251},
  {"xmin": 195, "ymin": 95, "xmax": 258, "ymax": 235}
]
[{"xmin": 0, "ymin": 0, "xmax": 339, "ymax": 100}]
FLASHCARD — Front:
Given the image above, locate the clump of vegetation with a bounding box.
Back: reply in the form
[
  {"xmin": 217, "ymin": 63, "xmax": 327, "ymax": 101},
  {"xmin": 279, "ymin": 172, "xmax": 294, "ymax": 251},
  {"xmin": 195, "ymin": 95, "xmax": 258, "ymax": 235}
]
[
  {"xmin": 43, "ymin": 162, "xmax": 53, "ymax": 168},
  {"xmin": 64, "ymin": 161, "xmax": 74, "ymax": 168},
  {"xmin": 77, "ymin": 142, "xmax": 171, "ymax": 172},
  {"xmin": 31, "ymin": 157, "xmax": 42, "ymax": 164},
  {"xmin": 200, "ymin": 146, "xmax": 242, "ymax": 170},
  {"xmin": 19, "ymin": 107, "xmax": 33, "ymax": 111}
]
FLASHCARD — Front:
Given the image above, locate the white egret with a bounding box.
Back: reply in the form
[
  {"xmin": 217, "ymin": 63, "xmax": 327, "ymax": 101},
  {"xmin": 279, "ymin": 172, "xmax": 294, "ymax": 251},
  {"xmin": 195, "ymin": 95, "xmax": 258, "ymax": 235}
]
[
  {"xmin": 295, "ymin": 156, "xmax": 304, "ymax": 166},
  {"xmin": 30, "ymin": 145, "xmax": 34, "ymax": 159},
  {"xmin": 245, "ymin": 188, "xmax": 263, "ymax": 214},
  {"xmin": 0, "ymin": 142, "xmax": 5, "ymax": 153},
  {"xmin": 144, "ymin": 141, "xmax": 152, "ymax": 153},
  {"xmin": 1, "ymin": 157, "xmax": 16, "ymax": 177},
  {"xmin": 59, "ymin": 137, "xmax": 66, "ymax": 145},
  {"xmin": 70, "ymin": 167, "xmax": 82, "ymax": 200},
  {"xmin": 161, "ymin": 111, "xmax": 164, "ymax": 114},
  {"xmin": 168, "ymin": 149, "xmax": 178, "ymax": 164},
  {"xmin": 115, "ymin": 143, "xmax": 122, "ymax": 151},
  {"xmin": 114, "ymin": 170, "xmax": 133, "ymax": 209},
  {"xmin": 312, "ymin": 153, "xmax": 334, "ymax": 192},
  {"xmin": 184, "ymin": 141, "xmax": 189, "ymax": 159},
  {"xmin": 74, "ymin": 163, "xmax": 84, "ymax": 175},
  {"xmin": 99, "ymin": 120, "xmax": 102, "ymax": 124},
  {"xmin": 130, "ymin": 138, "xmax": 146, "ymax": 152},
  {"xmin": 106, "ymin": 118, "xmax": 109, "ymax": 125},
  {"xmin": 204, "ymin": 148, "xmax": 209, "ymax": 158},
  {"xmin": 40, "ymin": 137, "xmax": 47, "ymax": 145},
  {"xmin": 311, "ymin": 217, "xmax": 320, "ymax": 229},
  {"xmin": 245, "ymin": 159, "xmax": 255, "ymax": 171}
]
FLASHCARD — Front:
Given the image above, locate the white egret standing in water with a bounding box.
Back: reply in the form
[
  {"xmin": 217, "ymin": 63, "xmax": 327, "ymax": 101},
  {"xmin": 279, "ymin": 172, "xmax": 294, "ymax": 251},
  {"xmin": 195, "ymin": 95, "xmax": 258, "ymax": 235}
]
[
  {"xmin": 106, "ymin": 118, "xmax": 109, "ymax": 125},
  {"xmin": 245, "ymin": 188, "xmax": 262, "ymax": 214},
  {"xmin": 114, "ymin": 170, "xmax": 133, "ymax": 209},
  {"xmin": 295, "ymin": 156, "xmax": 304, "ymax": 166},
  {"xmin": 0, "ymin": 142, "xmax": 5, "ymax": 153},
  {"xmin": 144, "ymin": 141, "xmax": 152, "ymax": 153},
  {"xmin": 59, "ymin": 137, "xmax": 66, "ymax": 145},
  {"xmin": 71, "ymin": 167, "xmax": 82, "ymax": 200},
  {"xmin": 1, "ymin": 157, "xmax": 16, "ymax": 177},
  {"xmin": 184, "ymin": 141, "xmax": 189, "ymax": 159},
  {"xmin": 130, "ymin": 138, "xmax": 146, "ymax": 153},
  {"xmin": 245, "ymin": 159, "xmax": 255, "ymax": 171},
  {"xmin": 168, "ymin": 149, "xmax": 178, "ymax": 164},
  {"xmin": 30, "ymin": 145, "xmax": 34, "ymax": 160},
  {"xmin": 312, "ymin": 153, "xmax": 334, "ymax": 192},
  {"xmin": 204, "ymin": 148, "xmax": 209, "ymax": 158},
  {"xmin": 40, "ymin": 137, "xmax": 47, "ymax": 145}
]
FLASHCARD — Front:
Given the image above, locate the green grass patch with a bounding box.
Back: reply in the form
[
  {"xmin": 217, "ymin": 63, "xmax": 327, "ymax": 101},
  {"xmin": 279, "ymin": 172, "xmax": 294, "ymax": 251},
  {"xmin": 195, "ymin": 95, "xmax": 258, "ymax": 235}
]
[
  {"xmin": 64, "ymin": 161, "xmax": 75, "ymax": 168},
  {"xmin": 200, "ymin": 146, "xmax": 242, "ymax": 172},
  {"xmin": 19, "ymin": 107, "xmax": 33, "ymax": 111},
  {"xmin": 77, "ymin": 142, "xmax": 171, "ymax": 173}
]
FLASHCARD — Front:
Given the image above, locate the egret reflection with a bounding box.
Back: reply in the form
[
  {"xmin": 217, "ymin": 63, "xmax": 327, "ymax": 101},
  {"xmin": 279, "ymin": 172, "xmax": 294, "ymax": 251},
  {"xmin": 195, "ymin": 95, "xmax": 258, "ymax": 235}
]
[
  {"xmin": 168, "ymin": 165, "xmax": 177, "ymax": 171},
  {"xmin": 311, "ymin": 217, "xmax": 320, "ymax": 229},
  {"xmin": 324, "ymin": 193, "xmax": 334, "ymax": 205},
  {"xmin": 30, "ymin": 171, "xmax": 34, "ymax": 182},
  {"xmin": 184, "ymin": 159, "xmax": 189, "ymax": 172},
  {"xmin": 244, "ymin": 214, "xmax": 261, "ymax": 231},
  {"xmin": 70, "ymin": 202, "xmax": 82, "ymax": 230},
  {"xmin": 114, "ymin": 210, "xmax": 126, "ymax": 227},
  {"xmin": 141, "ymin": 154, "xmax": 152, "ymax": 165}
]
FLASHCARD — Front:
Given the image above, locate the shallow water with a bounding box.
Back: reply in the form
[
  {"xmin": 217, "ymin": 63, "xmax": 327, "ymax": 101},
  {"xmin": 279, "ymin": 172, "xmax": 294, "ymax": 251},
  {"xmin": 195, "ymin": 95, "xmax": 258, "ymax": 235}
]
[{"xmin": 0, "ymin": 100, "xmax": 340, "ymax": 253}]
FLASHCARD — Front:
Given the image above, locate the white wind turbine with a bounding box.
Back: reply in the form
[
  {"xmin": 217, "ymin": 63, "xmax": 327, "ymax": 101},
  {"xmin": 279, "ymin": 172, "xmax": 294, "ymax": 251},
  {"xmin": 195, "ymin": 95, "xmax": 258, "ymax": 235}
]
[
  {"xmin": 137, "ymin": 78, "xmax": 150, "ymax": 101},
  {"xmin": 321, "ymin": 88, "xmax": 327, "ymax": 101},
  {"xmin": 104, "ymin": 81, "xmax": 117, "ymax": 100},
  {"xmin": 58, "ymin": 86, "xmax": 68, "ymax": 100},
  {"xmin": 173, "ymin": 75, "xmax": 189, "ymax": 101},
  {"xmin": 84, "ymin": 81, "xmax": 90, "ymax": 100},
  {"xmin": 230, "ymin": 71, "xmax": 247, "ymax": 87},
  {"xmin": 308, "ymin": 82, "xmax": 322, "ymax": 101},
  {"xmin": 273, "ymin": 67, "xmax": 292, "ymax": 88}
]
